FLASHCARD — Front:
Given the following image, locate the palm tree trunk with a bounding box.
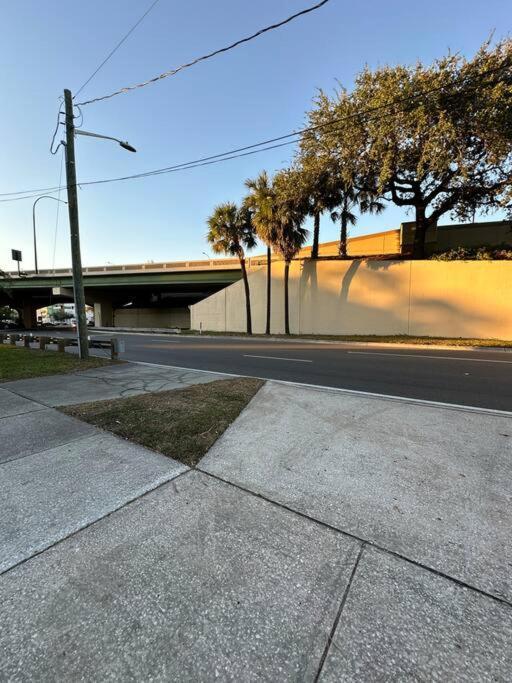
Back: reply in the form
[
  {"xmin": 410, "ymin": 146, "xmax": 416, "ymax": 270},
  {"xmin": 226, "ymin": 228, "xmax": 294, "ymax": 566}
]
[
  {"xmin": 311, "ymin": 212, "xmax": 320, "ymax": 259},
  {"xmin": 284, "ymin": 260, "xmax": 290, "ymax": 335},
  {"xmin": 240, "ymin": 257, "xmax": 252, "ymax": 335},
  {"xmin": 265, "ymin": 246, "xmax": 271, "ymax": 335},
  {"xmin": 339, "ymin": 212, "xmax": 348, "ymax": 258}
]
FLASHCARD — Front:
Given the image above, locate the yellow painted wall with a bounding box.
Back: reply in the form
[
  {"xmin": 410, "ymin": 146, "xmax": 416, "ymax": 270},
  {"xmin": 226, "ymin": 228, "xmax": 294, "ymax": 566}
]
[
  {"xmin": 114, "ymin": 307, "xmax": 190, "ymax": 329},
  {"xmin": 401, "ymin": 220, "xmax": 512, "ymax": 254},
  {"xmin": 299, "ymin": 230, "xmax": 401, "ymax": 258},
  {"xmin": 190, "ymin": 259, "xmax": 512, "ymax": 340}
]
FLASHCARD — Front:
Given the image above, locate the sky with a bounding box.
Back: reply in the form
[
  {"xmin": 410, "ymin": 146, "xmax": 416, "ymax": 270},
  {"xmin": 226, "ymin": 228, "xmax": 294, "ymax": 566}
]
[{"xmin": 1, "ymin": 0, "xmax": 511, "ymax": 271}]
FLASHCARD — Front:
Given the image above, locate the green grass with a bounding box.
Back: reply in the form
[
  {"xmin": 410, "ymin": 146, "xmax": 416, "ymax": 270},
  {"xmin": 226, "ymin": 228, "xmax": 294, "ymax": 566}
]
[
  {"xmin": 61, "ymin": 377, "xmax": 263, "ymax": 467},
  {"xmin": 0, "ymin": 345, "xmax": 113, "ymax": 382},
  {"xmin": 182, "ymin": 331, "xmax": 512, "ymax": 348}
]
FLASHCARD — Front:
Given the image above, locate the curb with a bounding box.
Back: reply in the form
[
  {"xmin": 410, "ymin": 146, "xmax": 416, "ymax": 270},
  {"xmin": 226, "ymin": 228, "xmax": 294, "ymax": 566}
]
[
  {"xmin": 127, "ymin": 360, "xmax": 512, "ymax": 418},
  {"xmin": 95, "ymin": 328, "xmax": 512, "ymax": 353}
]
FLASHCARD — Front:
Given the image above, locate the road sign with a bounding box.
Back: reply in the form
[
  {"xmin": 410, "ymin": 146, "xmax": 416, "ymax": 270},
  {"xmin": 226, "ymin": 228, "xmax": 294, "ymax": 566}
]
[{"xmin": 11, "ymin": 249, "xmax": 22, "ymax": 262}]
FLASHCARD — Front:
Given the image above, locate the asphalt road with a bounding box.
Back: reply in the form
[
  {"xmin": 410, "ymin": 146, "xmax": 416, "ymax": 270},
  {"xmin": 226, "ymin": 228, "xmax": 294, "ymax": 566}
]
[
  {"xmin": 42, "ymin": 329, "xmax": 511, "ymax": 412},
  {"xmin": 14, "ymin": 329, "xmax": 512, "ymax": 411}
]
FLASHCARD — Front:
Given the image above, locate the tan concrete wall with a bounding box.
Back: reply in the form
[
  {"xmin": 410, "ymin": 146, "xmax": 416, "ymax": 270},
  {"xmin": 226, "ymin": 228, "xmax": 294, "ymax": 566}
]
[
  {"xmin": 114, "ymin": 307, "xmax": 190, "ymax": 329},
  {"xmin": 435, "ymin": 222, "xmax": 512, "ymax": 250},
  {"xmin": 299, "ymin": 230, "xmax": 401, "ymax": 258},
  {"xmin": 190, "ymin": 259, "xmax": 512, "ymax": 340},
  {"xmin": 401, "ymin": 220, "xmax": 512, "ymax": 254}
]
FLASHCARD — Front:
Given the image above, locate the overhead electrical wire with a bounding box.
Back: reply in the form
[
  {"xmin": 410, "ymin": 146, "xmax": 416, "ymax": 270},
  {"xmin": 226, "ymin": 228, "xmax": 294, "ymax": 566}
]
[
  {"xmin": 5, "ymin": 59, "xmax": 511, "ymax": 203},
  {"xmin": 50, "ymin": 0, "xmax": 160, "ymax": 153},
  {"xmin": 49, "ymin": 99, "xmax": 64, "ymax": 155},
  {"xmin": 74, "ymin": 0, "xmax": 161, "ymax": 99},
  {"xmin": 75, "ymin": 0, "xmax": 332, "ymax": 106}
]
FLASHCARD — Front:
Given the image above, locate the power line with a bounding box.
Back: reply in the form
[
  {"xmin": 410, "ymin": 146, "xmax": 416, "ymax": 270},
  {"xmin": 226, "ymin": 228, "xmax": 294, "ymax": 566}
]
[
  {"xmin": 79, "ymin": 140, "xmax": 297, "ymax": 186},
  {"xmin": 0, "ymin": 141, "xmax": 297, "ymax": 203},
  {"xmin": 76, "ymin": 66, "xmax": 510, "ymax": 186},
  {"xmin": 76, "ymin": 0, "xmax": 332, "ymax": 106},
  {"xmin": 4, "ymin": 59, "xmax": 510, "ymax": 202},
  {"xmin": 0, "ymin": 191, "xmax": 64, "ymax": 204},
  {"xmin": 50, "ymin": 100, "xmax": 64, "ymax": 155},
  {"xmin": 74, "ymin": 0, "xmax": 161, "ymax": 99}
]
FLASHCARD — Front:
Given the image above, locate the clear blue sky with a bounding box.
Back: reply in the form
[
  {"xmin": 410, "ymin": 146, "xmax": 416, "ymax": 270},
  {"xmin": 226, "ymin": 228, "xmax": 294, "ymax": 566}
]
[{"xmin": 1, "ymin": 0, "xmax": 510, "ymax": 271}]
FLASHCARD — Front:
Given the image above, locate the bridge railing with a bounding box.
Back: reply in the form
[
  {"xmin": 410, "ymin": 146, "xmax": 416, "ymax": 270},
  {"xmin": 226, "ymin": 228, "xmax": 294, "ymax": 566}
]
[{"xmin": 6, "ymin": 255, "xmax": 270, "ymax": 278}]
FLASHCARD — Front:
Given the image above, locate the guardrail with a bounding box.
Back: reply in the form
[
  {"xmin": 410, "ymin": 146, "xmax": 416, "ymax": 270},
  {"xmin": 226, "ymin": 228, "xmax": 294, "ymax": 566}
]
[
  {"xmin": 5, "ymin": 255, "xmax": 271, "ymax": 279},
  {"xmin": 0, "ymin": 333, "xmax": 122, "ymax": 360}
]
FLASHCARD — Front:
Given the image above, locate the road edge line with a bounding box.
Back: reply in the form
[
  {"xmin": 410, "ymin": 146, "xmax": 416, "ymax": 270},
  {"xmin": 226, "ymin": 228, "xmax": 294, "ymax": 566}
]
[{"xmin": 126, "ymin": 360, "xmax": 512, "ymax": 418}]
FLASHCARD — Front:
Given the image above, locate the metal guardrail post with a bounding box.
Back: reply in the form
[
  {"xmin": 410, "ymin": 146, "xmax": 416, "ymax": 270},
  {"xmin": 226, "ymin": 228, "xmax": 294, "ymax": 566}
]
[
  {"xmin": 23, "ymin": 335, "xmax": 31, "ymax": 348},
  {"xmin": 110, "ymin": 337, "xmax": 125, "ymax": 360}
]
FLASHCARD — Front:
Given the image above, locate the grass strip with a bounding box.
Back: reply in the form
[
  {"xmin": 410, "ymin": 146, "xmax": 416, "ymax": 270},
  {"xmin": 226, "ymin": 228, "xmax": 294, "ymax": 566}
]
[
  {"xmin": 0, "ymin": 345, "xmax": 112, "ymax": 382},
  {"xmin": 61, "ymin": 377, "xmax": 263, "ymax": 467}
]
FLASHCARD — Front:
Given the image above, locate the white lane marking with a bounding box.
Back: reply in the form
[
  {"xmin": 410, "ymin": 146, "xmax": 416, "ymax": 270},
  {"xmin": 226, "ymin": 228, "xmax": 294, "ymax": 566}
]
[
  {"xmin": 93, "ymin": 331, "xmax": 182, "ymax": 339},
  {"xmin": 243, "ymin": 354, "xmax": 313, "ymax": 363},
  {"xmin": 143, "ymin": 339, "xmax": 180, "ymax": 343},
  {"xmin": 127, "ymin": 360, "xmax": 512, "ymax": 417},
  {"xmin": 347, "ymin": 351, "xmax": 512, "ymax": 364}
]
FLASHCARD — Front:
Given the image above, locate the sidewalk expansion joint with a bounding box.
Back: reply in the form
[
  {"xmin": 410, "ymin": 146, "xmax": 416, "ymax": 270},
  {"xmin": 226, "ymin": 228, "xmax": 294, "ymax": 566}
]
[
  {"xmin": 197, "ymin": 468, "xmax": 512, "ymax": 610},
  {"xmin": 0, "ymin": 468, "xmax": 192, "ymax": 578},
  {"xmin": 0, "ymin": 431, "xmax": 103, "ymax": 467},
  {"xmin": 0, "ymin": 386, "xmax": 54, "ymax": 409},
  {"xmin": 0, "ymin": 407, "xmax": 46, "ymax": 421},
  {"xmin": 313, "ymin": 543, "xmax": 366, "ymax": 682}
]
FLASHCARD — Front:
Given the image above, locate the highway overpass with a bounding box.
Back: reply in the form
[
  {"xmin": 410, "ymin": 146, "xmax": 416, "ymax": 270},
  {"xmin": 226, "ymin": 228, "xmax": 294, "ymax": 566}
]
[
  {"xmin": 0, "ymin": 256, "xmax": 267, "ymax": 329},
  {"xmin": 1, "ymin": 231, "xmax": 402, "ymax": 329}
]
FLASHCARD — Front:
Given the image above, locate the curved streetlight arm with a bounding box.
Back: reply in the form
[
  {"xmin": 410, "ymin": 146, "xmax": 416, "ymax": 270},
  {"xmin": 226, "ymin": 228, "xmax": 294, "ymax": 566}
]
[
  {"xmin": 75, "ymin": 129, "xmax": 136, "ymax": 153},
  {"xmin": 32, "ymin": 195, "xmax": 67, "ymax": 274}
]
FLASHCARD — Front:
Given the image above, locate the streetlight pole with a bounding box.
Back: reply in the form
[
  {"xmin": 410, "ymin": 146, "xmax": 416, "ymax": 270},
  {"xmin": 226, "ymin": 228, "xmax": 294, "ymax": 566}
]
[
  {"xmin": 32, "ymin": 195, "xmax": 67, "ymax": 275},
  {"xmin": 61, "ymin": 88, "xmax": 137, "ymax": 360},
  {"xmin": 63, "ymin": 88, "xmax": 89, "ymax": 360}
]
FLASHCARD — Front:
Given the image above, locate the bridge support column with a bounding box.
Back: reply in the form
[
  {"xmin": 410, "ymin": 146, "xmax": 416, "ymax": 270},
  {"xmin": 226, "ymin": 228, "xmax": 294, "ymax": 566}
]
[
  {"xmin": 94, "ymin": 301, "xmax": 114, "ymax": 328},
  {"xmin": 21, "ymin": 302, "xmax": 37, "ymax": 329}
]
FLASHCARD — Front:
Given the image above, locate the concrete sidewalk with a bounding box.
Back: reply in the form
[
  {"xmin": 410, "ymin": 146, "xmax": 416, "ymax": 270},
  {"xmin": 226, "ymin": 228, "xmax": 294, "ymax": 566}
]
[
  {"xmin": 1, "ymin": 364, "xmax": 511, "ymax": 680},
  {"xmin": 1, "ymin": 362, "xmax": 228, "ymax": 406}
]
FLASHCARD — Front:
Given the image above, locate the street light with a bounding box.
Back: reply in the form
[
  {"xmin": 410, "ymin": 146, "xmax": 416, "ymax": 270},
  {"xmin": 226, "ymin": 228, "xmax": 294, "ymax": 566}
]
[
  {"xmin": 75, "ymin": 129, "xmax": 137, "ymax": 153},
  {"xmin": 32, "ymin": 196, "xmax": 67, "ymax": 274},
  {"xmin": 59, "ymin": 89, "xmax": 138, "ymax": 360}
]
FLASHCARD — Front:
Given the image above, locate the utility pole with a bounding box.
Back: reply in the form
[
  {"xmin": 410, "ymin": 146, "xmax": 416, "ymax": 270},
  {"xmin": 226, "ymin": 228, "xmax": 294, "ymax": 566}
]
[{"xmin": 63, "ymin": 88, "xmax": 89, "ymax": 359}]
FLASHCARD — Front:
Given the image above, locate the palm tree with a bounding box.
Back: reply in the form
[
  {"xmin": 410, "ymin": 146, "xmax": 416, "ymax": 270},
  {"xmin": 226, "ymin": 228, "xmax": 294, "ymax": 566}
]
[
  {"xmin": 294, "ymin": 157, "xmax": 339, "ymax": 259},
  {"xmin": 206, "ymin": 202, "xmax": 256, "ymax": 334},
  {"xmin": 331, "ymin": 184, "xmax": 385, "ymax": 257},
  {"xmin": 272, "ymin": 170, "xmax": 309, "ymax": 335},
  {"xmin": 244, "ymin": 171, "xmax": 277, "ymax": 335}
]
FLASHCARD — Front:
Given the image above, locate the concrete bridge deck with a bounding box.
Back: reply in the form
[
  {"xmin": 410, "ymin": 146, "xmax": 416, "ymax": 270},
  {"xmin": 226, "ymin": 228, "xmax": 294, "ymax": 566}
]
[{"xmin": 1, "ymin": 256, "xmax": 269, "ymax": 329}]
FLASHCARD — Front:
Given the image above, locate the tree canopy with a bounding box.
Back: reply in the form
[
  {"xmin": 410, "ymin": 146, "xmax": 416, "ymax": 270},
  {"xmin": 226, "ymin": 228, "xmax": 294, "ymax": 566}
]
[{"xmin": 301, "ymin": 39, "xmax": 512, "ymax": 257}]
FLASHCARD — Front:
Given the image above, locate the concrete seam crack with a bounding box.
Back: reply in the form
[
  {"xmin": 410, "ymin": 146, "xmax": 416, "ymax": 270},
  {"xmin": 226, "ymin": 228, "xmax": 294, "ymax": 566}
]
[
  {"xmin": 197, "ymin": 468, "xmax": 512, "ymax": 610},
  {"xmin": 0, "ymin": 468, "xmax": 192, "ymax": 577},
  {"xmin": 313, "ymin": 543, "xmax": 366, "ymax": 682}
]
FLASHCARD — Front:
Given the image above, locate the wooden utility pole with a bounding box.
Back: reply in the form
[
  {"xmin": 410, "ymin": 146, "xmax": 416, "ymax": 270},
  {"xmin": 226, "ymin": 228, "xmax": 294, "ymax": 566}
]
[{"xmin": 63, "ymin": 89, "xmax": 89, "ymax": 359}]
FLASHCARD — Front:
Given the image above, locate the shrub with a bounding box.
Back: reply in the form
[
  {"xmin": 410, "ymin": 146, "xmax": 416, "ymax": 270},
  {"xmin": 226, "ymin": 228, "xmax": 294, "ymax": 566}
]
[{"xmin": 430, "ymin": 244, "xmax": 512, "ymax": 261}]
